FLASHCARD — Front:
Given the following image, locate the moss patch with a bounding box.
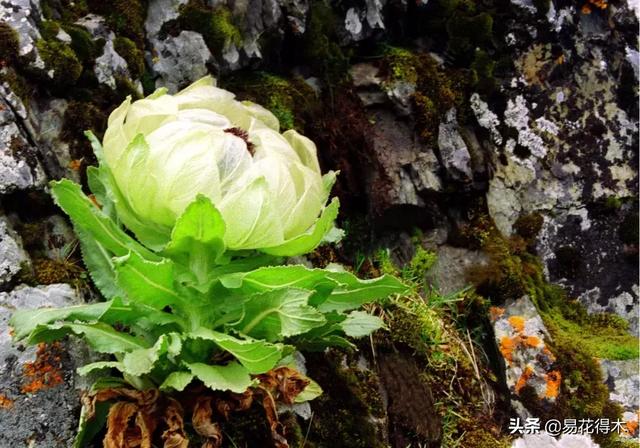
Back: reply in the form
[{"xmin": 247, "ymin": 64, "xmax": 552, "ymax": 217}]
[
  {"xmin": 36, "ymin": 38, "xmax": 83, "ymax": 86},
  {"xmin": 223, "ymin": 72, "xmax": 318, "ymax": 131},
  {"xmin": 0, "ymin": 21, "xmax": 20, "ymax": 63},
  {"xmin": 87, "ymin": 0, "xmax": 147, "ymax": 46},
  {"xmin": 167, "ymin": 1, "xmax": 242, "ymax": 57}
]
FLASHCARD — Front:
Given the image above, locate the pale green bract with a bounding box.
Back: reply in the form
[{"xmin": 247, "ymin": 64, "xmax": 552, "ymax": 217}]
[
  {"xmin": 102, "ymin": 76, "xmax": 337, "ymax": 253},
  {"xmin": 9, "ymin": 77, "xmax": 408, "ymax": 447}
]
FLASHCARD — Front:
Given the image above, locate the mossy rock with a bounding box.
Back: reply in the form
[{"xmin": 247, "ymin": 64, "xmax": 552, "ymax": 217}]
[
  {"xmin": 223, "ymin": 72, "xmax": 319, "ymax": 132},
  {"xmin": 36, "ymin": 38, "xmax": 83, "ymax": 86},
  {"xmin": 0, "ymin": 21, "xmax": 20, "ymax": 63},
  {"xmin": 87, "ymin": 0, "xmax": 147, "ymax": 45},
  {"xmin": 113, "ymin": 36, "xmax": 144, "ymax": 79},
  {"xmin": 168, "ymin": 0, "xmax": 242, "ymax": 57},
  {"xmin": 63, "ymin": 24, "xmax": 103, "ymax": 64}
]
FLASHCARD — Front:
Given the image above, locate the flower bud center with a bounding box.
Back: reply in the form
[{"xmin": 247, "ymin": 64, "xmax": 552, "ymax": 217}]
[{"xmin": 224, "ymin": 127, "xmax": 255, "ymax": 155}]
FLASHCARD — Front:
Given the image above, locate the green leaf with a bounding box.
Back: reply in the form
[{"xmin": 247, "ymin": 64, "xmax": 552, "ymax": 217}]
[
  {"xmin": 77, "ymin": 361, "xmax": 122, "ymax": 376},
  {"xmin": 50, "ymin": 179, "xmax": 157, "ymax": 260},
  {"xmin": 28, "ymin": 322, "xmax": 148, "ymax": 354},
  {"xmin": 114, "ymin": 251, "xmax": 182, "ymax": 310},
  {"xmin": 121, "ymin": 333, "xmax": 181, "ymax": 377},
  {"xmin": 77, "ymin": 226, "xmax": 125, "ymax": 299},
  {"xmin": 10, "ymin": 301, "xmax": 113, "ymax": 340},
  {"xmin": 101, "ymin": 299, "xmax": 184, "ymax": 333},
  {"xmin": 260, "ymin": 197, "xmax": 340, "ymax": 257},
  {"xmin": 295, "ymin": 378, "xmax": 323, "ymax": 403},
  {"xmin": 189, "ymin": 328, "xmax": 282, "ymax": 374},
  {"xmin": 339, "ymin": 311, "xmax": 385, "ymax": 337},
  {"xmin": 86, "ymin": 165, "xmax": 118, "ymax": 222},
  {"xmin": 159, "ymin": 371, "xmax": 194, "ymax": 392},
  {"xmin": 317, "ymin": 271, "xmax": 408, "ymax": 312},
  {"xmin": 163, "ymin": 195, "xmax": 226, "ymax": 286},
  {"xmin": 232, "ymin": 288, "xmax": 326, "ymax": 341},
  {"xmin": 186, "ymin": 361, "xmax": 255, "ymax": 393},
  {"xmin": 74, "ymin": 397, "xmax": 111, "ymax": 448},
  {"xmin": 219, "ymin": 265, "xmax": 338, "ymax": 293}
]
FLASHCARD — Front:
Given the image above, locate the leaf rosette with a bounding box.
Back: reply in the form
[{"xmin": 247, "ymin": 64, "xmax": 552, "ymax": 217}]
[{"xmin": 9, "ymin": 77, "xmax": 408, "ymax": 447}]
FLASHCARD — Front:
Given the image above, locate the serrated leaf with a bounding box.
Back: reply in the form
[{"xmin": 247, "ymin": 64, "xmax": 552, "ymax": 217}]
[
  {"xmin": 28, "ymin": 322, "xmax": 148, "ymax": 354},
  {"xmin": 10, "ymin": 301, "xmax": 113, "ymax": 340},
  {"xmin": 77, "ymin": 226, "xmax": 125, "ymax": 299},
  {"xmin": 189, "ymin": 328, "xmax": 282, "ymax": 374},
  {"xmin": 186, "ymin": 361, "xmax": 254, "ymax": 393},
  {"xmin": 121, "ymin": 333, "xmax": 181, "ymax": 377},
  {"xmin": 317, "ymin": 272, "xmax": 408, "ymax": 312},
  {"xmin": 77, "ymin": 361, "xmax": 122, "ymax": 376},
  {"xmin": 339, "ymin": 311, "xmax": 385, "ymax": 337},
  {"xmin": 159, "ymin": 371, "xmax": 194, "ymax": 392},
  {"xmin": 232, "ymin": 289, "xmax": 326, "ymax": 341},
  {"xmin": 114, "ymin": 251, "xmax": 181, "ymax": 310},
  {"xmin": 163, "ymin": 195, "xmax": 226, "ymax": 286},
  {"xmin": 50, "ymin": 179, "xmax": 157, "ymax": 260},
  {"xmin": 261, "ymin": 198, "xmax": 340, "ymax": 257}
]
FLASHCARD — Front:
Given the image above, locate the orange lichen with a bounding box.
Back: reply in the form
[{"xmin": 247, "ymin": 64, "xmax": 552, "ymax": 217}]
[
  {"xmin": 21, "ymin": 342, "xmax": 64, "ymax": 394},
  {"xmin": 524, "ymin": 335, "xmax": 541, "ymax": 348},
  {"xmin": 588, "ymin": 0, "xmax": 607, "ymax": 9},
  {"xmin": 499, "ymin": 336, "xmax": 516, "ymax": 364},
  {"xmin": 0, "ymin": 394, "xmax": 13, "ymax": 409},
  {"xmin": 515, "ymin": 365, "xmax": 534, "ymax": 394},
  {"xmin": 489, "ymin": 306, "xmax": 505, "ymax": 321},
  {"xmin": 544, "ymin": 370, "xmax": 561, "ymax": 399},
  {"xmin": 508, "ymin": 316, "xmax": 526, "ymax": 333},
  {"xmin": 581, "ymin": 4, "xmax": 592, "ymax": 13},
  {"xmin": 68, "ymin": 158, "xmax": 83, "ymax": 171}
]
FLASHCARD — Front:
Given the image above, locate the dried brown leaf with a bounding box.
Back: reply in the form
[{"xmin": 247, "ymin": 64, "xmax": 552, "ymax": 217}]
[
  {"xmin": 258, "ymin": 366, "xmax": 310, "ymax": 405},
  {"xmin": 104, "ymin": 402, "xmax": 138, "ymax": 448},
  {"xmin": 162, "ymin": 398, "xmax": 188, "ymax": 448},
  {"xmin": 192, "ymin": 396, "xmax": 222, "ymax": 448}
]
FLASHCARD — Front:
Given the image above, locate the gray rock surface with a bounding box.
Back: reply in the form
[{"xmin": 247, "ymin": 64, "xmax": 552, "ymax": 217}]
[
  {"xmin": 0, "ymin": 284, "xmax": 88, "ymax": 448},
  {"xmin": 0, "ymin": 217, "xmax": 28, "ymax": 287}
]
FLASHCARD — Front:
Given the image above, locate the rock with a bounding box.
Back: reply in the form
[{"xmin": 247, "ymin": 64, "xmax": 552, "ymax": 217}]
[
  {"xmin": 0, "ymin": 217, "xmax": 28, "ymax": 287},
  {"xmin": 512, "ymin": 433, "xmax": 600, "ymax": 448},
  {"xmin": 438, "ymin": 108, "xmax": 473, "ymax": 181},
  {"xmin": 491, "ymin": 295, "xmax": 560, "ymax": 412},
  {"xmin": 0, "ymin": 0, "xmax": 45, "ymax": 69},
  {"xmin": 385, "ymin": 80, "xmax": 415, "ymax": 116},
  {"xmin": 427, "ymin": 245, "xmax": 489, "ymax": 296},
  {"xmin": 94, "ymin": 39, "xmax": 131, "ymax": 90},
  {"xmin": 470, "ymin": 93, "xmax": 502, "ymax": 146},
  {"xmin": 145, "ymin": 0, "xmax": 189, "ymax": 37},
  {"xmin": 150, "ymin": 30, "xmax": 213, "ymax": 93},
  {"xmin": 367, "ymin": 108, "xmax": 443, "ymax": 222},
  {"xmin": 0, "ymin": 87, "xmax": 47, "ymax": 194},
  {"xmin": 600, "ymin": 359, "xmax": 639, "ymax": 414},
  {"xmin": 0, "ymin": 284, "xmax": 89, "ymax": 448}
]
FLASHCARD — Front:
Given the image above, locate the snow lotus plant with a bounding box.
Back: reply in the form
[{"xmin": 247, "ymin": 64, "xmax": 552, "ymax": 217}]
[{"xmin": 10, "ymin": 77, "xmax": 406, "ymax": 447}]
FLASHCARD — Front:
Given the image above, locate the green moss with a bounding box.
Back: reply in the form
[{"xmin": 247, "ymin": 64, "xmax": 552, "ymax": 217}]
[
  {"xmin": 63, "ymin": 24, "xmax": 102, "ymax": 64},
  {"xmin": 513, "ymin": 212, "xmax": 544, "ymax": 243},
  {"xmin": 0, "ymin": 21, "xmax": 20, "ymax": 63},
  {"xmin": 446, "ymin": 12, "xmax": 494, "ymax": 63},
  {"xmin": 62, "ymin": 100, "xmax": 107, "ymax": 156},
  {"xmin": 303, "ymin": 1, "xmax": 350, "ymax": 83},
  {"xmin": 39, "ymin": 20, "xmax": 61, "ymax": 40},
  {"xmin": 223, "ymin": 72, "xmax": 318, "ymax": 132},
  {"xmin": 41, "ymin": 0, "xmax": 89, "ymax": 22},
  {"xmin": 172, "ymin": 1, "xmax": 241, "ymax": 57},
  {"xmin": 87, "ymin": 0, "xmax": 147, "ymax": 45},
  {"xmin": 470, "ymin": 48, "xmax": 496, "ymax": 93},
  {"xmin": 0, "ymin": 67, "xmax": 32, "ymax": 104},
  {"xmin": 113, "ymin": 36, "xmax": 144, "ymax": 78},
  {"xmin": 380, "ymin": 47, "xmax": 468, "ymax": 143},
  {"xmin": 36, "ymin": 38, "xmax": 83, "ymax": 86}
]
